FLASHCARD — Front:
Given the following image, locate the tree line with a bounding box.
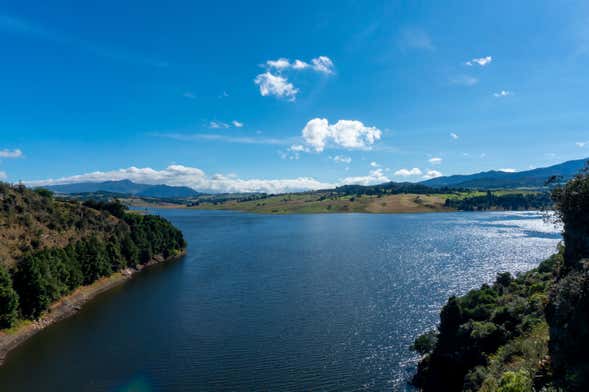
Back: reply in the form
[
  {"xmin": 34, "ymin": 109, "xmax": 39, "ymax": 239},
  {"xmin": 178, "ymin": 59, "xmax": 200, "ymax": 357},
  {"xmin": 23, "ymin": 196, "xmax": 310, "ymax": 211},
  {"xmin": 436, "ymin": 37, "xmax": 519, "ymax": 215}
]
[{"xmin": 0, "ymin": 200, "xmax": 185, "ymax": 328}]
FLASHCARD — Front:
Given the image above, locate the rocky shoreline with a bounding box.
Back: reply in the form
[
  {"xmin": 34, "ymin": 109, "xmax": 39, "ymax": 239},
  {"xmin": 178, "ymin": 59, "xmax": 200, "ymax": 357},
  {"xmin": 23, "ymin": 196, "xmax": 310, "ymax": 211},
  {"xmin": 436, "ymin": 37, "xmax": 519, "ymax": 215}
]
[{"xmin": 0, "ymin": 251, "xmax": 185, "ymax": 366}]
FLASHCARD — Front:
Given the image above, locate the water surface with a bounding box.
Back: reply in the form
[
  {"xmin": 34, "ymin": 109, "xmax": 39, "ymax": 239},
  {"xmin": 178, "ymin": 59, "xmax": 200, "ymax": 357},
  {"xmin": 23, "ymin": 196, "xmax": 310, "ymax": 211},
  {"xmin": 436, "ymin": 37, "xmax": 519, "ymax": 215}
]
[{"xmin": 0, "ymin": 211, "xmax": 561, "ymax": 391}]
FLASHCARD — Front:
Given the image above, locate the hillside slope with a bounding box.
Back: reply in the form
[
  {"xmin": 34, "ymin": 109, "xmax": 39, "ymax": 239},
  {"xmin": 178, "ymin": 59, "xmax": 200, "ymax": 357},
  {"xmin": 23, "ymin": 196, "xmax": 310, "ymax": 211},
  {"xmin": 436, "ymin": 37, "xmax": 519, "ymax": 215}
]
[{"xmin": 0, "ymin": 183, "xmax": 185, "ymax": 328}]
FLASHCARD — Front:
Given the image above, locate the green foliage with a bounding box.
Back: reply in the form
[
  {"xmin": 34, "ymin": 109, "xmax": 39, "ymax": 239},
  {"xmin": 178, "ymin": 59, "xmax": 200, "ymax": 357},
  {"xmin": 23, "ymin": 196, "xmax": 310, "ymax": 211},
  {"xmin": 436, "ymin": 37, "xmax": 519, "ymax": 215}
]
[
  {"xmin": 412, "ymin": 252, "xmax": 561, "ymax": 392},
  {"xmin": 0, "ymin": 265, "xmax": 19, "ymax": 328},
  {"xmin": 496, "ymin": 370, "xmax": 533, "ymax": 392},
  {"xmin": 0, "ymin": 186, "xmax": 185, "ymax": 324},
  {"xmin": 411, "ymin": 330, "xmax": 438, "ymax": 355},
  {"xmin": 445, "ymin": 191, "xmax": 551, "ymax": 211}
]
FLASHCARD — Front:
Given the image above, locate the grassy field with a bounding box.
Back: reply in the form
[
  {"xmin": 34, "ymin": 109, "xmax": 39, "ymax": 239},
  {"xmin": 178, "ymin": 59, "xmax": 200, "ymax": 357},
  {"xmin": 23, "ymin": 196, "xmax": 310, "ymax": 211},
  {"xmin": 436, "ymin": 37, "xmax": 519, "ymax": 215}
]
[{"xmin": 125, "ymin": 189, "xmax": 542, "ymax": 214}]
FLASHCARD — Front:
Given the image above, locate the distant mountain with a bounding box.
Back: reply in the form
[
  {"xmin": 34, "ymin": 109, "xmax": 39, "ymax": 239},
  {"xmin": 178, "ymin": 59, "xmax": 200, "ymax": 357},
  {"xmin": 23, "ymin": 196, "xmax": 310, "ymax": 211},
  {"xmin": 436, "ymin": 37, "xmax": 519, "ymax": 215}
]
[
  {"xmin": 421, "ymin": 158, "xmax": 588, "ymax": 189},
  {"xmin": 43, "ymin": 180, "xmax": 200, "ymax": 198}
]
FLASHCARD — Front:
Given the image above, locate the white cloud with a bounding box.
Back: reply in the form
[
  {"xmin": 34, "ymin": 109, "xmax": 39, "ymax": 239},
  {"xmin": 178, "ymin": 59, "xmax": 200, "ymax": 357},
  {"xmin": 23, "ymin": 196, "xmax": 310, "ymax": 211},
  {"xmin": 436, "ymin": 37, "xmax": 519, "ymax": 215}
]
[
  {"xmin": 499, "ymin": 168, "xmax": 517, "ymax": 173},
  {"xmin": 263, "ymin": 57, "xmax": 331, "ymax": 73},
  {"xmin": 183, "ymin": 92, "xmax": 196, "ymax": 99},
  {"xmin": 576, "ymin": 141, "xmax": 587, "ymax": 147},
  {"xmin": 311, "ymin": 56, "xmax": 334, "ymax": 74},
  {"xmin": 209, "ymin": 121, "xmax": 230, "ymax": 129},
  {"xmin": 466, "ymin": 56, "xmax": 493, "ymax": 66},
  {"xmin": 0, "ymin": 171, "xmax": 6, "ymax": 180},
  {"xmin": 25, "ymin": 165, "xmax": 335, "ymax": 194},
  {"xmin": 423, "ymin": 170, "xmax": 443, "ymax": 179},
  {"xmin": 493, "ymin": 90, "xmax": 512, "ymax": 97},
  {"xmin": 292, "ymin": 59, "xmax": 309, "ymax": 69},
  {"xmin": 232, "ymin": 120, "xmax": 244, "ymax": 128},
  {"xmin": 289, "ymin": 144, "xmax": 308, "ymax": 152},
  {"xmin": 254, "ymin": 72, "xmax": 298, "ymax": 101},
  {"xmin": 25, "ymin": 164, "xmax": 406, "ymax": 194},
  {"xmin": 450, "ymin": 132, "xmax": 459, "ymax": 140},
  {"xmin": 428, "ymin": 157, "xmax": 442, "ymax": 165},
  {"xmin": 331, "ymin": 155, "xmax": 352, "ymax": 164},
  {"xmin": 394, "ymin": 168, "xmax": 422, "ymax": 177},
  {"xmin": 0, "ymin": 148, "xmax": 23, "ymax": 158},
  {"xmin": 301, "ymin": 118, "xmax": 382, "ymax": 152},
  {"xmin": 266, "ymin": 58, "xmax": 291, "ymax": 70},
  {"xmin": 370, "ymin": 161, "xmax": 380, "ymax": 167},
  {"xmin": 341, "ymin": 168, "xmax": 389, "ymax": 186}
]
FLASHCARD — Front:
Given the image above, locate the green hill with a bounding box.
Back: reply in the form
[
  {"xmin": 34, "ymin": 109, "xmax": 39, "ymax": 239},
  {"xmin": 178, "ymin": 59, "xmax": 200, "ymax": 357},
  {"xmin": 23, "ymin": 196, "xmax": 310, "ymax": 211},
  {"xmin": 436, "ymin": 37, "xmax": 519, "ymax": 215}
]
[{"xmin": 0, "ymin": 183, "xmax": 185, "ymax": 327}]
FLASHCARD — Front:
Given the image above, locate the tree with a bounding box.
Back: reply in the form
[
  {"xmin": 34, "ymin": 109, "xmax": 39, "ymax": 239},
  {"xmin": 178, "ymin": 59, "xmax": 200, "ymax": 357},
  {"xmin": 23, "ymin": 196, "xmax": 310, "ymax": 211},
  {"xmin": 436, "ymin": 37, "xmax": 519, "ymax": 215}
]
[{"xmin": 0, "ymin": 265, "xmax": 19, "ymax": 328}]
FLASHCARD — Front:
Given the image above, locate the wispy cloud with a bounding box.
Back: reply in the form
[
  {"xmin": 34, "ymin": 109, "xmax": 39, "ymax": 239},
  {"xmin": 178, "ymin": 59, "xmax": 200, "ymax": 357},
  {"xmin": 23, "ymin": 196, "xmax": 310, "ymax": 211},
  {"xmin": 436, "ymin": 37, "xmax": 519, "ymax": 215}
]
[
  {"xmin": 499, "ymin": 168, "xmax": 517, "ymax": 173},
  {"xmin": 0, "ymin": 14, "xmax": 168, "ymax": 68},
  {"xmin": 0, "ymin": 171, "xmax": 6, "ymax": 180},
  {"xmin": 576, "ymin": 141, "xmax": 588, "ymax": 147},
  {"xmin": 466, "ymin": 56, "xmax": 493, "ymax": 66},
  {"xmin": 0, "ymin": 148, "xmax": 23, "ymax": 158},
  {"xmin": 450, "ymin": 132, "xmax": 459, "ymax": 140},
  {"xmin": 183, "ymin": 92, "xmax": 196, "ymax": 99},
  {"xmin": 493, "ymin": 90, "xmax": 512, "ymax": 97},
  {"xmin": 398, "ymin": 27, "xmax": 434, "ymax": 51},
  {"xmin": 331, "ymin": 155, "xmax": 352, "ymax": 164},
  {"xmin": 232, "ymin": 120, "xmax": 244, "ymax": 128},
  {"xmin": 428, "ymin": 157, "xmax": 442, "ymax": 165},
  {"xmin": 450, "ymin": 75, "xmax": 478, "ymax": 86},
  {"xmin": 209, "ymin": 121, "xmax": 230, "ymax": 129},
  {"xmin": 154, "ymin": 132, "xmax": 294, "ymax": 146}
]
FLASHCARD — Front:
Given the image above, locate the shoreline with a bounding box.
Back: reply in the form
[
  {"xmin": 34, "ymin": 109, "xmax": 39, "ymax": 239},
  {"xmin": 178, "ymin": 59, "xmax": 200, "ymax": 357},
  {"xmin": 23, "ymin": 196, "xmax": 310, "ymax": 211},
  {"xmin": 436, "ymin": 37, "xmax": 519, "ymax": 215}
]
[{"xmin": 0, "ymin": 250, "xmax": 186, "ymax": 366}]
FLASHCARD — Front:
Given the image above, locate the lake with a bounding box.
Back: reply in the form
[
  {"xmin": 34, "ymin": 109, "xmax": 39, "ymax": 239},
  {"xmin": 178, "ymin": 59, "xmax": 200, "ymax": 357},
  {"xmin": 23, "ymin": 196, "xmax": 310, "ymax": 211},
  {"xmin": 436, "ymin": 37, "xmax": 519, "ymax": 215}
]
[{"xmin": 0, "ymin": 211, "xmax": 561, "ymax": 391}]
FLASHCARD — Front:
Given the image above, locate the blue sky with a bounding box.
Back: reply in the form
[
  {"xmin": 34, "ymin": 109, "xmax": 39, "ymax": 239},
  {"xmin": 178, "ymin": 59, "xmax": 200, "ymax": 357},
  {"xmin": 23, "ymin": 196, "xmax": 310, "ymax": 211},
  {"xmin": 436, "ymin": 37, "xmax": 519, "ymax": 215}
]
[{"xmin": 1, "ymin": 0, "xmax": 589, "ymax": 192}]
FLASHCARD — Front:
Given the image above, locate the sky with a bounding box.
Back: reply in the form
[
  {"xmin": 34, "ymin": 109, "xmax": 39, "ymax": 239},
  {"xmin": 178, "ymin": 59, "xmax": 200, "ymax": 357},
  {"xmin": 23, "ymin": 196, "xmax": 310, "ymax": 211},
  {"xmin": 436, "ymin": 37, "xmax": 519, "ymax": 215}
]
[{"xmin": 1, "ymin": 0, "xmax": 589, "ymax": 193}]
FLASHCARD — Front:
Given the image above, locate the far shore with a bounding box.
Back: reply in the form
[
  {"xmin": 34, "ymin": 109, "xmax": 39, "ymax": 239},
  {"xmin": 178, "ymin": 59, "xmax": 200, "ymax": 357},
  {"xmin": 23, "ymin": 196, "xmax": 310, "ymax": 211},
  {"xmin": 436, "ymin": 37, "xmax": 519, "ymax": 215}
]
[{"xmin": 0, "ymin": 251, "xmax": 186, "ymax": 366}]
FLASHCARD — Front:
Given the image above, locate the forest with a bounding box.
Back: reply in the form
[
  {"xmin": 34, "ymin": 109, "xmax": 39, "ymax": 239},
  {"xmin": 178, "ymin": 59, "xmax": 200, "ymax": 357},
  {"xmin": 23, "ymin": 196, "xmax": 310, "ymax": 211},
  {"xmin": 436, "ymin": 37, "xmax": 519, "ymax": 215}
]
[{"xmin": 0, "ymin": 183, "xmax": 185, "ymax": 328}]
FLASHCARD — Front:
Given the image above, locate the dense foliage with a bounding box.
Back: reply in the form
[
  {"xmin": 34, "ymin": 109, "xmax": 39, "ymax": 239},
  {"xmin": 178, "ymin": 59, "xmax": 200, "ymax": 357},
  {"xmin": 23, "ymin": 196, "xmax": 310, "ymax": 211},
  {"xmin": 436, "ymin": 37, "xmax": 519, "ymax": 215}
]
[
  {"xmin": 545, "ymin": 166, "xmax": 589, "ymax": 390},
  {"xmin": 444, "ymin": 191, "xmax": 552, "ymax": 211},
  {"xmin": 412, "ymin": 251, "xmax": 561, "ymax": 391},
  {"xmin": 0, "ymin": 184, "xmax": 185, "ymax": 327}
]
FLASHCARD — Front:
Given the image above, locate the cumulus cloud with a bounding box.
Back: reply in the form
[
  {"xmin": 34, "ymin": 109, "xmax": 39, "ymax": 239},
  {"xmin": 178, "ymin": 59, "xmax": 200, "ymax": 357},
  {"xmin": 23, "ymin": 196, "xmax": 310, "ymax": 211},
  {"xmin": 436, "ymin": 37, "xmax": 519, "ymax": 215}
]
[
  {"xmin": 0, "ymin": 148, "xmax": 23, "ymax": 158},
  {"xmin": 25, "ymin": 165, "xmax": 335, "ymax": 194},
  {"xmin": 341, "ymin": 168, "xmax": 389, "ymax": 186},
  {"xmin": 311, "ymin": 56, "xmax": 334, "ymax": 74},
  {"xmin": 423, "ymin": 169, "xmax": 443, "ymax": 179},
  {"xmin": 301, "ymin": 118, "xmax": 382, "ymax": 152},
  {"xmin": 394, "ymin": 168, "xmax": 422, "ymax": 177},
  {"xmin": 256, "ymin": 56, "xmax": 334, "ymax": 100},
  {"xmin": 292, "ymin": 59, "xmax": 309, "ymax": 69},
  {"xmin": 450, "ymin": 132, "xmax": 459, "ymax": 140},
  {"xmin": 428, "ymin": 157, "xmax": 442, "ymax": 165},
  {"xmin": 331, "ymin": 155, "xmax": 352, "ymax": 164},
  {"xmin": 493, "ymin": 90, "xmax": 512, "ymax": 97},
  {"xmin": 266, "ymin": 58, "xmax": 291, "ymax": 70},
  {"xmin": 466, "ymin": 56, "xmax": 493, "ymax": 66},
  {"xmin": 499, "ymin": 168, "xmax": 517, "ymax": 173},
  {"xmin": 254, "ymin": 72, "xmax": 299, "ymax": 101},
  {"xmin": 232, "ymin": 120, "xmax": 244, "ymax": 128},
  {"xmin": 370, "ymin": 161, "xmax": 381, "ymax": 167}
]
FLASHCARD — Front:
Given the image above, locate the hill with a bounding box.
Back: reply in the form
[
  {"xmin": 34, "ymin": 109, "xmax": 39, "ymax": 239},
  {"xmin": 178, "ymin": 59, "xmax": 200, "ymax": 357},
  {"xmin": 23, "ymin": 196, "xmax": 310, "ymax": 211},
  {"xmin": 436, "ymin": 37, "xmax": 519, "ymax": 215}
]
[
  {"xmin": 43, "ymin": 180, "xmax": 200, "ymax": 198},
  {"xmin": 0, "ymin": 182, "xmax": 185, "ymax": 329},
  {"xmin": 421, "ymin": 158, "xmax": 587, "ymax": 189}
]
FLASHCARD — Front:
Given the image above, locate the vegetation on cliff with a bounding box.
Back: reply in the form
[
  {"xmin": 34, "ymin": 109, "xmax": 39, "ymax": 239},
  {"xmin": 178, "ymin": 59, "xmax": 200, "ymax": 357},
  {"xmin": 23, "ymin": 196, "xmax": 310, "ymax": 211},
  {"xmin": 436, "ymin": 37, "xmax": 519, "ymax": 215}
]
[
  {"xmin": 412, "ymin": 164, "xmax": 589, "ymax": 391},
  {"xmin": 0, "ymin": 183, "xmax": 185, "ymax": 328}
]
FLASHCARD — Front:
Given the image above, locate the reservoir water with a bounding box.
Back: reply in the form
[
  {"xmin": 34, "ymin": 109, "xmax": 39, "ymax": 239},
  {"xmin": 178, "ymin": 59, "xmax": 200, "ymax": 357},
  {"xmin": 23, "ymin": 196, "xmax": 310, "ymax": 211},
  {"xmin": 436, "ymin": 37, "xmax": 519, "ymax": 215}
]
[{"xmin": 0, "ymin": 210, "xmax": 561, "ymax": 391}]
